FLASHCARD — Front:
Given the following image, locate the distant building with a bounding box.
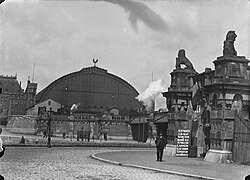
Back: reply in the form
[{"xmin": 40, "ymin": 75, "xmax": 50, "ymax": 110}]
[
  {"xmin": 35, "ymin": 65, "xmax": 141, "ymax": 115},
  {"xmin": 26, "ymin": 99, "xmax": 62, "ymax": 116},
  {"xmin": 0, "ymin": 75, "xmax": 23, "ymax": 124},
  {"xmin": 28, "ymin": 64, "xmax": 142, "ymax": 137},
  {"xmin": 0, "ymin": 75, "xmax": 37, "ymax": 124}
]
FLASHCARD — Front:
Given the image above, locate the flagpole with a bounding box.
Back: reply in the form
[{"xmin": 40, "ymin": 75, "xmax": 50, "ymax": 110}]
[{"xmin": 191, "ymin": 72, "xmax": 202, "ymax": 112}]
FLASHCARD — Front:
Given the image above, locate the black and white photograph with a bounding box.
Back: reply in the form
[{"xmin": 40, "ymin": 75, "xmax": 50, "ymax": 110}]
[{"xmin": 0, "ymin": 0, "xmax": 249, "ymax": 179}]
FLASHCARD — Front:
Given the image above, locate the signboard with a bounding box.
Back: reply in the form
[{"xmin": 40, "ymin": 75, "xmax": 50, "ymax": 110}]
[{"xmin": 176, "ymin": 129, "xmax": 190, "ymax": 157}]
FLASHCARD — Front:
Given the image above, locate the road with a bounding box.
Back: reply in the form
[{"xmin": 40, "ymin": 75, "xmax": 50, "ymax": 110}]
[{"xmin": 0, "ymin": 147, "xmax": 196, "ymax": 180}]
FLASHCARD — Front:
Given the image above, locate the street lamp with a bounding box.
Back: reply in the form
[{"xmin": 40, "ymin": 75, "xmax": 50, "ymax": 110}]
[
  {"xmin": 46, "ymin": 110, "xmax": 53, "ymax": 148},
  {"xmin": 138, "ymin": 108, "xmax": 142, "ymax": 143},
  {"xmin": 40, "ymin": 107, "xmax": 53, "ymax": 148}
]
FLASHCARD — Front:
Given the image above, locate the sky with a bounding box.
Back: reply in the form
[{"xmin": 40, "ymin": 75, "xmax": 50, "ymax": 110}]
[{"xmin": 0, "ymin": 0, "xmax": 249, "ymax": 110}]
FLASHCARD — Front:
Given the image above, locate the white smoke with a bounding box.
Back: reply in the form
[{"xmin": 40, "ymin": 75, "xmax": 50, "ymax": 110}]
[
  {"xmin": 136, "ymin": 79, "xmax": 167, "ymax": 111},
  {"xmin": 70, "ymin": 103, "xmax": 81, "ymax": 112}
]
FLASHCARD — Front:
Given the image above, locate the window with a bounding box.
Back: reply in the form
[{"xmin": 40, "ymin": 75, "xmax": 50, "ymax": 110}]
[
  {"xmin": 233, "ymin": 94, "xmax": 243, "ymax": 102},
  {"xmin": 48, "ymin": 100, "xmax": 51, "ymax": 105},
  {"xmin": 232, "ymin": 63, "xmax": 240, "ymax": 76},
  {"xmin": 216, "ymin": 65, "xmax": 222, "ymax": 75},
  {"xmin": 212, "ymin": 94, "xmax": 217, "ymax": 110},
  {"xmin": 232, "ymin": 94, "xmax": 243, "ymax": 110}
]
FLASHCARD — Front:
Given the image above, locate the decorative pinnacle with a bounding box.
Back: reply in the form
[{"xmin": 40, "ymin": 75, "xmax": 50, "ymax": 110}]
[{"xmin": 93, "ymin": 58, "xmax": 98, "ymax": 67}]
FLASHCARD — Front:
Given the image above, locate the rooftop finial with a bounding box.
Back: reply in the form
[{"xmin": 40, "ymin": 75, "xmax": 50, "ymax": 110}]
[
  {"xmin": 175, "ymin": 49, "xmax": 195, "ymax": 70},
  {"xmin": 27, "ymin": 76, "xmax": 30, "ymax": 84},
  {"xmin": 93, "ymin": 58, "xmax": 98, "ymax": 67}
]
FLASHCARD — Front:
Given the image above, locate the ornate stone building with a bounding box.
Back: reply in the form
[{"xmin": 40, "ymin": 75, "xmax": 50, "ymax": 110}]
[
  {"xmin": 0, "ymin": 75, "xmax": 21, "ymax": 124},
  {"xmin": 0, "ymin": 75, "xmax": 37, "ymax": 124},
  {"xmin": 196, "ymin": 31, "xmax": 250, "ymax": 151},
  {"xmin": 157, "ymin": 31, "xmax": 250, "ymax": 162},
  {"xmin": 160, "ymin": 49, "xmax": 196, "ymax": 144}
]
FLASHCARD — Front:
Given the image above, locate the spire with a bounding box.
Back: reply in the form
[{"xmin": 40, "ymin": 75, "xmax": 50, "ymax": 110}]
[
  {"xmin": 32, "ymin": 63, "xmax": 35, "ymax": 82},
  {"xmin": 27, "ymin": 76, "xmax": 30, "ymax": 85}
]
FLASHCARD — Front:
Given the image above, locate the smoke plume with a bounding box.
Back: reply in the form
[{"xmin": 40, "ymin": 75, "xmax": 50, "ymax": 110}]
[
  {"xmin": 70, "ymin": 103, "xmax": 81, "ymax": 112},
  {"xmin": 91, "ymin": 0, "xmax": 169, "ymax": 33},
  {"xmin": 136, "ymin": 79, "xmax": 167, "ymax": 111}
]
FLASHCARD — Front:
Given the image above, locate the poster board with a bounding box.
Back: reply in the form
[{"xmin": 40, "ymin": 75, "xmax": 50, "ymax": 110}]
[{"xmin": 176, "ymin": 129, "xmax": 190, "ymax": 157}]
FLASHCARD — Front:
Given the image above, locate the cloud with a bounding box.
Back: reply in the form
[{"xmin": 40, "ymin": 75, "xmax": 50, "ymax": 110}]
[
  {"xmin": 1, "ymin": 0, "xmax": 249, "ymax": 111},
  {"xmin": 91, "ymin": 0, "xmax": 169, "ymax": 33},
  {"xmin": 2, "ymin": 0, "xmax": 39, "ymax": 4}
]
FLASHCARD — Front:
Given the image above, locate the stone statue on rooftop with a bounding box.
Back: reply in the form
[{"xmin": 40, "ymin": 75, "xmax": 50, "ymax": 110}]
[
  {"xmin": 223, "ymin": 31, "xmax": 237, "ymax": 56},
  {"xmin": 175, "ymin": 49, "xmax": 195, "ymax": 70}
]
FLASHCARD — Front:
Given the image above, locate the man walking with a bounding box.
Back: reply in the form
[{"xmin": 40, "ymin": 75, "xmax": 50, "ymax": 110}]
[
  {"xmin": 0, "ymin": 127, "xmax": 4, "ymax": 179},
  {"xmin": 155, "ymin": 132, "xmax": 166, "ymax": 162},
  {"xmin": 0, "ymin": 127, "xmax": 4, "ymax": 157}
]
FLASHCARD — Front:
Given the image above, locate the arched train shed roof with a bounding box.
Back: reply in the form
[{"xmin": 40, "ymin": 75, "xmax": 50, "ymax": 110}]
[{"xmin": 36, "ymin": 66, "xmax": 141, "ymax": 113}]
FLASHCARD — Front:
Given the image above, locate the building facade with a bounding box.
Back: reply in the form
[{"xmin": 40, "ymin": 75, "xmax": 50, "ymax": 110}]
[
  {"xmin": 32, "ymin": 65, "xmax": 142, "ymax": 138},
  {"xmin": 35, "ymin": 65, "xmax": 141, "ymax": 115},
  {"xmin": 0, "ymin": 75, "xmax": 38, "ymax": 124},
  {"xmin": 156, "ymin": 31, "xmax": 250, "ymax": 161}
]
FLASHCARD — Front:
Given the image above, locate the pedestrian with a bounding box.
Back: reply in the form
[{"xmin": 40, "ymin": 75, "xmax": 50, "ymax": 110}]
[
  {"xmin": 201, "ymin": 105, "xmax": 211, "ymax": 152},
  {"xmin": 99, "ymin": 132, "xmax": 103, "ymax": 142},
  {"xmin": 0, "ymin": 128, "xmax": 4, "ymax": 179},
  {"xmin": 0, "ymin": 127, "xmax": 5, "ymax": 158},
  {"xmin": 155, "ymin": 132, "xmax": 166, "ymax": 162},
  {"xmin": 43, "ymin": 131, "xmax": 47, "ymax": 138},
  {"xmin": 20, "ymin": 136, "xmax": 25, "ymax": 144}
]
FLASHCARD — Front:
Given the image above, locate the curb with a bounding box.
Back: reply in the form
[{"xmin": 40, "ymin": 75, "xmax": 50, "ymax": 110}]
[
  {"xmin": 4, "ymin": 142, "xmax": 155, "ymax": 148},
  {"xmin": 91, "ymin": 150, "xmax": 224, "ymax": 180}
]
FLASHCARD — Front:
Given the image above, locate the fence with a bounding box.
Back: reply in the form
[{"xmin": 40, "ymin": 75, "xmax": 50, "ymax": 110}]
[{"xmin": 233, "ymin": 111, "xmax": 250, "ymax": 164}]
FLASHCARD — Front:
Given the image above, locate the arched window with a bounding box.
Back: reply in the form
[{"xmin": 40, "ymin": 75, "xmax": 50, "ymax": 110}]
[
  {"xmin": 212, "ymin": 94, "xmax": 217, "ymax": 110},
  {"xmin": 232, "ymin": 94, "xmax": 243, "ymax": 111},
  {"xmin": 233, "ymin": 94, "xmax": 243, "ymax": 102}
]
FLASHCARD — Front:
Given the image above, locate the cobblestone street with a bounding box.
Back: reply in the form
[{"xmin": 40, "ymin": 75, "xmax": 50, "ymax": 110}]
[{"xmin": 0, "ymin": 147, "xmax": 195, "ymax": 180}]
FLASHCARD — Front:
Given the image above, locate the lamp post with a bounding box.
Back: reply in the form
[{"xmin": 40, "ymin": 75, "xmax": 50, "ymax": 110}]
[
  {"xmin": 40, "ymin": 107, "xmax": 53, "ymax": 148},
  {"xmin": 138, "ymin": 114, "xmax": 140, "ymax": 143},
  {"xmin": 47, "ymin": 111, "xmax": 52, "ymax": 148},
  {"xmin": 138, "ymin": 108, "xmax": 142, "ymax": 143}
]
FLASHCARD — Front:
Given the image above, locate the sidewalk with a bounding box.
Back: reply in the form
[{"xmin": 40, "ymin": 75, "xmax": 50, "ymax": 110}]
[
  {"xmin": 92, "ymin": 150, "xmax": 250, "ymax": 180},
  {"xmin": 0, "ymin": 126, "xmax": 154, "ymax": 148},
  {"xmin": 1, "ymin": 126, "xmax": 250, "ymax": 180}
]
